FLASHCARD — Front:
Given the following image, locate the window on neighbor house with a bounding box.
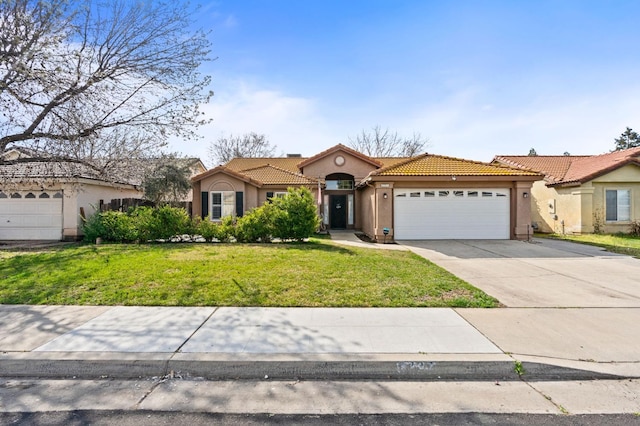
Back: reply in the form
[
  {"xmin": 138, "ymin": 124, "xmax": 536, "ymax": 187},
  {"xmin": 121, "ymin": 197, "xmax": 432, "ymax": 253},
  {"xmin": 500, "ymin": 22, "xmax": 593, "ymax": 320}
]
[
  {"xmin": 211, "ymin": 191, "xmax": 235, "ymax": 220},
  {"xmin": 606, "ymin": 189, "xmax": 631, "ymax": 222}
]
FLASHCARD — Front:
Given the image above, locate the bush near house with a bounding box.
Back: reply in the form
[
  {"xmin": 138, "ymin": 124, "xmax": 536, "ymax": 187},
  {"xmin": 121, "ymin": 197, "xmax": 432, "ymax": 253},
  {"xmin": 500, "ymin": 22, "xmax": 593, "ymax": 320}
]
[{"xmin": 83, "ymin": 187, "xmax": 321, "ymax": 243}]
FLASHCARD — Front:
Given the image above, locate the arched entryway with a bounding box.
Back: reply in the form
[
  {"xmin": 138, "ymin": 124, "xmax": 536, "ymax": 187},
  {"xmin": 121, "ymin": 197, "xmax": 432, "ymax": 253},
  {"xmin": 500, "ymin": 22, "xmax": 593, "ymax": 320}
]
[{"xmin": 325, "ymin": 173, "xmax": 355, "ymax": 229}]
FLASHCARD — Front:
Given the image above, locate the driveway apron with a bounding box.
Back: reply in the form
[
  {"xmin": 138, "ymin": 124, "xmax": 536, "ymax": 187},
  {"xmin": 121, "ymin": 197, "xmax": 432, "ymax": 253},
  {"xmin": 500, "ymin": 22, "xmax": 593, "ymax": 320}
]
[{"xmin": 400, "ymin": 238, "xmax": 640, "ymax": 308}]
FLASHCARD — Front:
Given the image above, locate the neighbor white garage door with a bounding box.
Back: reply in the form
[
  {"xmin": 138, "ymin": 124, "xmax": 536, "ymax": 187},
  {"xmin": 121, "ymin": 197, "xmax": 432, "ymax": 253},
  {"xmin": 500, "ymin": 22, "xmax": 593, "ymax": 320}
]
[
  {"xmin": 0, "ymin": 191, "xmax": 63, "ymax": 240},
  {"xmin": 394, "ymin": 188, "xmax": 510, "ymax": 240}
]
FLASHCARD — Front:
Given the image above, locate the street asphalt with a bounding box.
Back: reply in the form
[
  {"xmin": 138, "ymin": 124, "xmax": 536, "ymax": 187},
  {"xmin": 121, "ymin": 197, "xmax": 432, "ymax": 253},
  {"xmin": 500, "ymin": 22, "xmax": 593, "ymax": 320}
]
[{"xmin": 1, "ymin": 233, "xmax": 639, "ymax": 416}]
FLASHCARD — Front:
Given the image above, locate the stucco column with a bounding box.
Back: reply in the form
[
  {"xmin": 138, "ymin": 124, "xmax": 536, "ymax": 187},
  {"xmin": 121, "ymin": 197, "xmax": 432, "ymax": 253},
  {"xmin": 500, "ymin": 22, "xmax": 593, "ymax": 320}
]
[
  {"xmin": 192, "ymin": 180, "xmax": 202, "ymax": 218},
  {"xmin": 513, "ymin": 181, "xmax": 534, "ymax": 240},
  {"xmin": 374, "ymin": 183, "xmax": 393, "ymax": 242},
  {"xmin": 573, "ymin": 186, "xmax": 594, "ymax": 234}
]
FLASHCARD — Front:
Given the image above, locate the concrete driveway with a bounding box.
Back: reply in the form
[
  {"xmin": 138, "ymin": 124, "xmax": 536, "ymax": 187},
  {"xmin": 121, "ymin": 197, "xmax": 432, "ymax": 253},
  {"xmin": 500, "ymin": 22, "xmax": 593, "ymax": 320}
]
[{"xmin": 400, "ymin": 238, "xmax": 640, "ymax": 308}]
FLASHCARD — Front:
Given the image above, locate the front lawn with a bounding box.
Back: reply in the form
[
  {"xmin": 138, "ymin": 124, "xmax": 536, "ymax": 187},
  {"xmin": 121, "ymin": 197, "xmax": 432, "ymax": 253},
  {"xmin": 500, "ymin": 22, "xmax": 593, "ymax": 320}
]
[
  {"xmin": 0, "ymin": 239, "xmax": 498, "ymax": 307},
  {"xmin": 540, "ymin": 233, "xmax": 640, "ymax": 258}
]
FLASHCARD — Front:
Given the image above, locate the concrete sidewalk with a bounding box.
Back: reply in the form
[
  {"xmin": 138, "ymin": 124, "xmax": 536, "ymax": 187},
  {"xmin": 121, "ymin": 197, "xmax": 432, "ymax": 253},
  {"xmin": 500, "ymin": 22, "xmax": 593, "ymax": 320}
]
[{"xmin": 1, "ymin": 305, "xmax": 639, "ymax": 381}]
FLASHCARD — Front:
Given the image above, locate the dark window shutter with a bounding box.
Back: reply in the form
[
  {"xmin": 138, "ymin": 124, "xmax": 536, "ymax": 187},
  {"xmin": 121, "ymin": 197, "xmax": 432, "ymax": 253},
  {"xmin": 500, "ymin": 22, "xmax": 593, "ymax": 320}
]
[
  {"xmin": 201, "ymin": 192, "xmax": 209, "ymax": 219},
  {"xmin": 266, "ymin": 191, "xmax": 274, "ymax": 202},
  {"xmin": 236, "ymin": 191, "xmax": 244, "ymax": 217}
]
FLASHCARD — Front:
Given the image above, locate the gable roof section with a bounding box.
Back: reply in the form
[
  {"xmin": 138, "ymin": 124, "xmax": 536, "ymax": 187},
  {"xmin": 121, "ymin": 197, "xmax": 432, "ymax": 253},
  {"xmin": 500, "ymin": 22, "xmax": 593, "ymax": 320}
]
[
  {"xmin": 370, "ymin": 153, "xmax": 541, "ymax": 177},
  {"xmin": 297, "ymin": 144, "xmax": 382, "ymax": 169},
  {"xmin": 191, "ymin": 165, "xmax": 263, "ymax": 186},
  {"xmin": 225, "ymin": 157, "xmax": 305, "ymax": 174},
  {"xmin": 494, "ymin": 147, "xmax": 640, "ymax": 186},
  {"xmin": 492, "ymin": 155, "xmax": 582, "ymax": 183},
  {"xmin": 240, "ymin": 164, "xmax": 319, "ymax": 185}
]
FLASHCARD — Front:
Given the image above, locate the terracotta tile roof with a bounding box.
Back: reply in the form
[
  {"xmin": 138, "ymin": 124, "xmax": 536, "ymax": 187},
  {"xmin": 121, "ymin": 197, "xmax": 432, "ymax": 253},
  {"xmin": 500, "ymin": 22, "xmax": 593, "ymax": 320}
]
[
  {"xmin": 492, "ymin": 155, "xmax": 587, "ymax": 183},
  {"xmin": 375, "ymin": 157, "xmax": 412, "ymax": 168},
  {"xmin": 225, "ymin": 157, "xmax": 304, "ymax": 173},
  {"xmin": 494, "ymin": 147, "xmax": 640, "ymax": 186},
  {"xmin": 240, "ymin": 164, "xmax": 318, "ymax": 185},
  {"xmin": 371, "ymin": 153, "xmax": 541, "ymax": 177},
  {"xmin": 190, "ymin": 165, "xmax": 263, "ymax": 186}
]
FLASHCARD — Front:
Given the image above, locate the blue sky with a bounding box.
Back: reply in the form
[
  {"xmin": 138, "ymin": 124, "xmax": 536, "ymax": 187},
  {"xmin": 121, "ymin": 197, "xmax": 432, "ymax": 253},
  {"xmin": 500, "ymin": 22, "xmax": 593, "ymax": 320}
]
[{"xmin": 176, "ymin": 0, "xmax": 640, "ymax": 165}]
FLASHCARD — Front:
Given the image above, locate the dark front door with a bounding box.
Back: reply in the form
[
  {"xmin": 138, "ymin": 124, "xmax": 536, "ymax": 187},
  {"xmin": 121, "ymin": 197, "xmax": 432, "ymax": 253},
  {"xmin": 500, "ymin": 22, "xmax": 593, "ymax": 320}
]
[{"xmin": 330, "ymin": 195, "xmax": 347, "ymax": 229}]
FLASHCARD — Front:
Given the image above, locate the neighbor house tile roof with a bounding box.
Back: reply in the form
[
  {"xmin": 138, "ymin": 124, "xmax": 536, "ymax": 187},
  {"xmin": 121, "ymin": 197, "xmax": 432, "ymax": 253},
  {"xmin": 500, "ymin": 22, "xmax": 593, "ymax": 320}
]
[
  {"xmin": 371, "ymin": 154, "xmax": 541, "ymax": 177},
  {"xmin": 491, "ymin": 155, "xmax": 584, "ymax": 183},
  {"xmin": 0, "ymin": 160, "xmax": 139, "ymax": 186},
  {"xmin": 240, "ymin": 164, "xmax": 319, "ymax": 185},
  {"xmin": 494, "ymin": 147, "xmax": 640, "ymax": 186}
]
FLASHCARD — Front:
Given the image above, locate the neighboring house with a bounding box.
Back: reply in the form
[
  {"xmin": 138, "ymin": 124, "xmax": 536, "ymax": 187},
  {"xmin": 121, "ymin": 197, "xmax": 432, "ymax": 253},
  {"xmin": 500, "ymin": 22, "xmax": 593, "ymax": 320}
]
[
  {"xmin": 493, "ymin": 147, "xmax": 640, "ymax": 234},
  {"xmin": 192, "ymin": 144, "xmax": 541, "ymax": 241},
  {"xmin": 0, "ymin": 150, "xmax": 207, "ymax": 241}
]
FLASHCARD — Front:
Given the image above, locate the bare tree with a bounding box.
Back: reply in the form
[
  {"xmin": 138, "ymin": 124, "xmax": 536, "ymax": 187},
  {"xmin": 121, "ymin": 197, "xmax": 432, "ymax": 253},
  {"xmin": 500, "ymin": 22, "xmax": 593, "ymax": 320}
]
[
  {"xmin": 347, "ymin": 125, "xmax": 429, "ymax": 157},
  {"xmin": 0, "ymin": 0, "xmax": 212, "ymax": 180},
  {"xmin": 209, "ymin": 132, "xmax": 277, "ymax": 165}
]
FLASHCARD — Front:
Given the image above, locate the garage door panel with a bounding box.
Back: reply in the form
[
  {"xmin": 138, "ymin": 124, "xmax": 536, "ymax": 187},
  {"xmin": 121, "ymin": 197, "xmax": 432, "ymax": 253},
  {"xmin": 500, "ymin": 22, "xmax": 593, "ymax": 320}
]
[
  {"xmin": 394, "ymin": 188, "xmax": 510, "ymax": 240},
  {"xmin": 0, "ymin": 196, "xmax": 63, "ymax": 240}
]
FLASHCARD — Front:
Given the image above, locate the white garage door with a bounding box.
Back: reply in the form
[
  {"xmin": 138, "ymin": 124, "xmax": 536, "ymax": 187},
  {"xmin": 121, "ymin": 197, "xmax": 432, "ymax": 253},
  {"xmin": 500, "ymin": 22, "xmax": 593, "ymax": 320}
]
[
  {"xmin": 394, "ymin": 188, "xmax": 510, "ymax": 240},
  {"xmin": 0, "ymin": 191, "xmax": 63, "ymax": 240}
]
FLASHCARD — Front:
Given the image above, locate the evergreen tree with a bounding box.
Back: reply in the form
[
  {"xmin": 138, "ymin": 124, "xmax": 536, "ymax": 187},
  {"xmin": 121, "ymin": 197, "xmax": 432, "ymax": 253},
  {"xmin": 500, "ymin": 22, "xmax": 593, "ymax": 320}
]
[{"xmin": 613, "ymin": 127, "xmax": 640, "ymax": 151}]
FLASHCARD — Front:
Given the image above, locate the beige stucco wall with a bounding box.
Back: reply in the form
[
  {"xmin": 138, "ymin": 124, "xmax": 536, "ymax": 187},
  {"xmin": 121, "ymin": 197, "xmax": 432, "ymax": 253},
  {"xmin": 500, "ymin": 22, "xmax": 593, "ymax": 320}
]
[
  {"xmin": 300, "ymin": 151, "xmax": 377, "ymax": 180},
  {"xmin": 71, "ymin": 181, "xmax": 142, "ymax": 239},
  {"xmin": 358, "ymin": 182, "xmax": 394, "ymax": 242},
  {"xmin": 529, "ymin": 181, "xmax": 583, "ymax": 234},
  {"xmin": 193, "ymin": 173, "xmax": 321, "ymax": 219},
  {"xmin": 532, "ymin": 165, "xmax": 640, "ymax": 235},
  {"xmin": 592, "ymin": 165, "xmax": 640, "ymax": 233},
  {"xmin": 196, "ymin": 173, "xmax": 260, "ymax": 217}
]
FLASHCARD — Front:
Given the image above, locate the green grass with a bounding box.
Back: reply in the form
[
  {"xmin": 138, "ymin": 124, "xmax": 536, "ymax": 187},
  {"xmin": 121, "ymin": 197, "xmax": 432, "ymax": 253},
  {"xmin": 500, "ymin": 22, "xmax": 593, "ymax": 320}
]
[
  {"xmin": 539, "ymin": 233, "xmax": 640, "ymax": 258},
  {"xmin": 0, "ymin": 239, "xmax": 498, "ymax": 308}
]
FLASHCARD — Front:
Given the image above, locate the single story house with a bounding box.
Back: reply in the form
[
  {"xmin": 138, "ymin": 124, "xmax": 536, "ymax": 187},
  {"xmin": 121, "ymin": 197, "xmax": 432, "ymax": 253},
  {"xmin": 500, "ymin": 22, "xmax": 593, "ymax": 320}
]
[
  {"xmin": 0, "ymin": 149, "xmax": 206, "ymax": 241},
  {"xmin": 493, "ymin": 147, "xmax": 640, "ymax": 234},
  {"xmin": 192, "ymin": 144, "xmax": 541, "ymax": 241}
]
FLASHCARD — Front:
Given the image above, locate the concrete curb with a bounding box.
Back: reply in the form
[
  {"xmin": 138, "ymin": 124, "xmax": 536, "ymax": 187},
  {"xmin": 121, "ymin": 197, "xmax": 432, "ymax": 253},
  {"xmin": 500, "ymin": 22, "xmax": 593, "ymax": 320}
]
[{"xmin": 0, "ymin": 354, "xmax": 628, "ymax": 381}]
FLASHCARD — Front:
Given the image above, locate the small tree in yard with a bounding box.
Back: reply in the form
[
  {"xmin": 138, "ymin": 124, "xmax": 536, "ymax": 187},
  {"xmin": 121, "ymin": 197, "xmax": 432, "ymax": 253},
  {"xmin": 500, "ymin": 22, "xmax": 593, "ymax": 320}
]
[
  {"xmin": 271, "ymin": 187, "xmax": 321, "ymax": 241},
  {"xmin": 143, "ymin": 156, "xmax": 193, "ymax": 205}
]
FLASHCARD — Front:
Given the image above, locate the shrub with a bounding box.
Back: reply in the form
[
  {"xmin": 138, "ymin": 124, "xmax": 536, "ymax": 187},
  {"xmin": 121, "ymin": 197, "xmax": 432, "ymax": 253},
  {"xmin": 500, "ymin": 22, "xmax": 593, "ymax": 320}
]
[
  {"xmin": 235, "ymin": 204, "xmax": 275, "ymax": 243},
  {"xmin": 271, "ymin": 187, "xmax": 321, "ymax": 241},
  {"xmin": 87, "ymin": 210, "xmax": 138, "ymax": 243},
  {"xmin": 214, "ymin": 215, "xmax": 236, "ymax": 242},
  {"xmin": 630, "ymin": 220, "xmax": 640, "ymax": 237},
  {"xmin": 194, "ymin": 217, "xmax": 217, "ymax": 242},
  {"xmin": 83, "ymin": 206, "xmax": 192, "ymax": 243},
  {"xmin": 128, "ymin": 206, "xmax": 155, "ymax": 242},
  {"xmin": 82, "ymin": 209, "xmax": 107, "ymax": 243},
  {"xmin": 150, "ymin": 205, "xmax": 192, "ymax": 239}
]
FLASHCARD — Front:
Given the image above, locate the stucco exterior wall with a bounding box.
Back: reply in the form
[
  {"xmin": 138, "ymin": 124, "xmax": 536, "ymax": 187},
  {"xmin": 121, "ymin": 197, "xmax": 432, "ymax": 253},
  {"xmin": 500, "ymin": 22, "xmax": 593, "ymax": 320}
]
[
  {"xmin": 532, "ymin": 165, "xmax": 640, "ymax": 235},
  {"xmin": 531, "ymin": 183, "xmax": 584, "ymax": 234},
  {"xmin": 300, "ymin": 152, "xmax": 377, "ymax": 180},
  {"xmin": 358, "ymin": 182, "xmax": 395, "ymax": 242},
  {"xmin": 198, "ymin": 173, "xmax": 260, "ymax": 216},
  {"xmin": 592, "ymin": 165, "xmax": 640, "ymax": 233},
  {"xmin": 72, "ymin": 182, "xmax": 142, "ymax": 239}
]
